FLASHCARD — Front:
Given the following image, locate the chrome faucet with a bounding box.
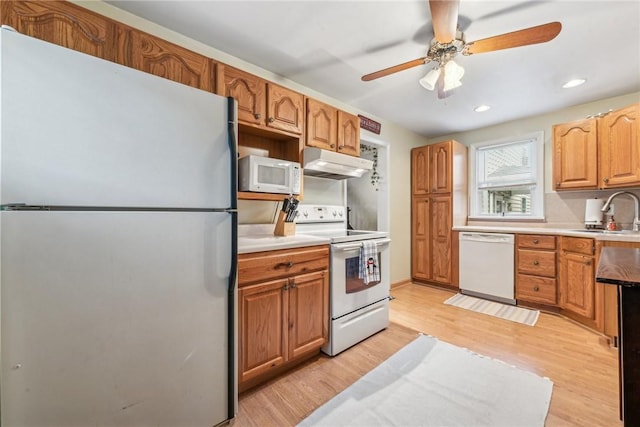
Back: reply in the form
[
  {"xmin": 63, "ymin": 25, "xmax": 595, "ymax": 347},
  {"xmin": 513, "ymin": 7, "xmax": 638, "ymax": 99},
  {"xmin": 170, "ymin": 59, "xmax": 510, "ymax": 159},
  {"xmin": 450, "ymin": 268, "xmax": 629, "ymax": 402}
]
[{"xmin": 601, "ymin": 191, "xmax": 640, "ymax": 232}]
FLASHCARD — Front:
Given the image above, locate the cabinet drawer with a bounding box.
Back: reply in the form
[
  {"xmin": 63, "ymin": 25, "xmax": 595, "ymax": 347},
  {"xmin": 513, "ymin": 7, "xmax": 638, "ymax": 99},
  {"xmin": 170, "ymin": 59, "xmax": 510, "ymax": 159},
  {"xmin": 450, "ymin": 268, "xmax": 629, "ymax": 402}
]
[
  {"xmin": 516, "ymin": 274, "xmax": 557, "ymax": 305},
  {"xmin": 239, "ymin": 245, "xmax": 329, "ymax": 286},
  {"xmin": 517, "ymin": 249, "xmax": 556, "ymax": 277},
  {"xmin": 518, "ymin": 234, "xmax": 556, "ymax": 250},
  {"xmin": 561, "ymin": 237, "xmax": 594, "ymax": 255}
]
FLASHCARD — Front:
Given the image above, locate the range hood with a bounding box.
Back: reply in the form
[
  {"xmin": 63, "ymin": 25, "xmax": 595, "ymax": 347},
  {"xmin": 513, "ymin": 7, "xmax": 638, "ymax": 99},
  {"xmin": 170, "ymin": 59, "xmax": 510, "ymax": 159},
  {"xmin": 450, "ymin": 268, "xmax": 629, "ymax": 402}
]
[{"xmin": 303, "ymin": 147, "xmax": 373, "ymax": 180}]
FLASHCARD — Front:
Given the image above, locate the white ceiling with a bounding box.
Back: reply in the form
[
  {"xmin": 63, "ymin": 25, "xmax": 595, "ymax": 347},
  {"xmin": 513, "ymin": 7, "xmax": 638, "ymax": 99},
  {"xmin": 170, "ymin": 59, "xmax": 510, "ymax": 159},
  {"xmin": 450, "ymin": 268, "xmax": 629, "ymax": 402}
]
[{"xmin": 106, "ymin": 1, "xmax": 640, "ymax": 139}]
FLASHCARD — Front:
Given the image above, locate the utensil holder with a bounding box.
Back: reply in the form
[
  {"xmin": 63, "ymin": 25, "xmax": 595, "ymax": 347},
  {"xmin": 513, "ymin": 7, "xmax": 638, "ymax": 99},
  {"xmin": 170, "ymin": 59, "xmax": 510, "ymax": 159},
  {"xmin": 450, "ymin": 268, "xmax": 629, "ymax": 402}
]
[{"xmin": 274, "ymin": 211, "xmax": 295, "ymax": 236}]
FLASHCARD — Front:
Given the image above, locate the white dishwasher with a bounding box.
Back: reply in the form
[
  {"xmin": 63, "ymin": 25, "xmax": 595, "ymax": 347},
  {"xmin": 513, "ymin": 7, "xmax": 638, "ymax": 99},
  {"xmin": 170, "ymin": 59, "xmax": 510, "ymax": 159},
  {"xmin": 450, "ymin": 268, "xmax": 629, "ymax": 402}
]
[{"xmin": 459, "ymin": 232, "xmax": 515, "ymax": 305}]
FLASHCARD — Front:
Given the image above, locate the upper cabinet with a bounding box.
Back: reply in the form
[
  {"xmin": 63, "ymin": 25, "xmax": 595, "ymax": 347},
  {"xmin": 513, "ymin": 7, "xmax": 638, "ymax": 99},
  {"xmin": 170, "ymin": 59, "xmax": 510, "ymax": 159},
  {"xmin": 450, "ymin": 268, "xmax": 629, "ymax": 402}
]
[
  {"xmin": 553, "ymin": 118, "xmax": 598, "ymax": 190},
  {"xmin": 306, "ymin": 98, "xmax": 360, "ymax": 157},
  {"xmin": 222, "ymin": 65, "xmax": 303, "ymax": 136},
  {"xmin": 121, "ymin": 30, "xmax": 216, "ymax": 93},
  {"xmin": 411, "ymin": 141, "xmax": 452, "ymax": 196},
  {"xmin": 1, "ymin": 1, "xmax": 118, "ymax": 62},
  {"xmin": 337, "ymin": 110, "xmax": 360, "ymax": 157},
  {"xmin": 553, "ymin": 102, "xmax": 640, "ymax": 191},
  {"xmin": 599, "ymin": 103, "xmax": 640, "ymax": 188}
]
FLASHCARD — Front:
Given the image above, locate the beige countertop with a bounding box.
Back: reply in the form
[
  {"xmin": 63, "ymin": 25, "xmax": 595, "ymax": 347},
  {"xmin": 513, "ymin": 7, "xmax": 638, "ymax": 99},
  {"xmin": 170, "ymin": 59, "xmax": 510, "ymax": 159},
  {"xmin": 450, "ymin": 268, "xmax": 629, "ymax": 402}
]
[
  {"xmin": 453, "ymin": 225, "xmax": 640, "ymax": 243},
  {"xmin": 238, "ymin": 224, "xmax": 331, "ymax": 254}
]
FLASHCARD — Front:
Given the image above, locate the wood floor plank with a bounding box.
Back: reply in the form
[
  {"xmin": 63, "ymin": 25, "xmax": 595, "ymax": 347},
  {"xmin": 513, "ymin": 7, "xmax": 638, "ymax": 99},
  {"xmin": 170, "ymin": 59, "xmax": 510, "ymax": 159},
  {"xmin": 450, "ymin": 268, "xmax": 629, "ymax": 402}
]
[{"xmin": 235, "ymin": 283, "xmax": 621, "ymax": 426}]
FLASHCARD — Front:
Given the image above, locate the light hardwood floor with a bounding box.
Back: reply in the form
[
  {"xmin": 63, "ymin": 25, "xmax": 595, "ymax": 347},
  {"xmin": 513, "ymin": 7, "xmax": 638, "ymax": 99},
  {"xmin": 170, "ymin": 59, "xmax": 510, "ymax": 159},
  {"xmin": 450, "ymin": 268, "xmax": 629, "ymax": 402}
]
[{"xmin": 234, "ymin": 283, "xmax": 621, "ymax": 426}]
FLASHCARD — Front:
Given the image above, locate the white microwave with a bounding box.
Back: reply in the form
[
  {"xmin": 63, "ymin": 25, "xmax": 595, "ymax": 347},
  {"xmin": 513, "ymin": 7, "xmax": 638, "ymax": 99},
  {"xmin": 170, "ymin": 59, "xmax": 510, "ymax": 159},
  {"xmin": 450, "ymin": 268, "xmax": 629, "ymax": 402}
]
[{"xmin": 238, "ymin": 155, "xmax": 301, "ymax": 195}]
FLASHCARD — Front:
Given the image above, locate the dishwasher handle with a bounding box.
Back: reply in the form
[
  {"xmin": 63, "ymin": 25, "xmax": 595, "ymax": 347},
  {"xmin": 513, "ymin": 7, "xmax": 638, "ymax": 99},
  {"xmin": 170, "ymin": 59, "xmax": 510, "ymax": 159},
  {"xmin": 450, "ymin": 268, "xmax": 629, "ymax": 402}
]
[{"xmin": 459, "ymin": 233, "xmax": 514, "ymax": 244}]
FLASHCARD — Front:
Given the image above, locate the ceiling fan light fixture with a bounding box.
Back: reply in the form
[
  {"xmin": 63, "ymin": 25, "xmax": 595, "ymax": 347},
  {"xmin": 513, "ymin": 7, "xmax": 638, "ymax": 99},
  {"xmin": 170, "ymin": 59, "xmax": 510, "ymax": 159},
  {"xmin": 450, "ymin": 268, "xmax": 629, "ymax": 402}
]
[
  {"xmin": 562, "ymin": 78, "xmax": 586, "ymax": 89},
  {"xmin": 442, "ymin": 60, "xmax": 464, "ymax": 91},
  {"xmin": 419, "ymin": 68, "xmax": 441, "ymax": 91}
]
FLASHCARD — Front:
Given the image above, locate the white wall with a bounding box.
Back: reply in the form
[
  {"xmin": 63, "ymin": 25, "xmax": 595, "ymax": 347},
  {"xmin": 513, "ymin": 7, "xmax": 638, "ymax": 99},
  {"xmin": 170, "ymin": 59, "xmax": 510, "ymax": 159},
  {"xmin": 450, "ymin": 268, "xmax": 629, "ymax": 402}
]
[{"xmin": 77, "ymin": 1, "xmax": 431, "ymax": 285}]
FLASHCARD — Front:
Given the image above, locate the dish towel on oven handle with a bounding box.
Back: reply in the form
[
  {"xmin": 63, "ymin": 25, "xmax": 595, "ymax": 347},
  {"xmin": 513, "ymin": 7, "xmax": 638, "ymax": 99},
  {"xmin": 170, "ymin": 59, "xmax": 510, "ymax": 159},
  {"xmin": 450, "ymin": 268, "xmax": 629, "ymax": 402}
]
[{"xmin": 359, "ymin": 241, "xmax": 380, "ymax": 285}]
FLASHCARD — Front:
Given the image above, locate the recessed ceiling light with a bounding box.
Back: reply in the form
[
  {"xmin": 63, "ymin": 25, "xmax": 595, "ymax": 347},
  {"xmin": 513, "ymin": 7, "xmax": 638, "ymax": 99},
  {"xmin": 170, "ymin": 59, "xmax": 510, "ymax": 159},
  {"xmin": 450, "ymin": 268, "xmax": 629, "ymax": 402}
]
[
  {"xmin": 474, "ymin": 105, "xmax": 491, "ymax": 113},
  {"xmin": 562, "ymin": 79, "xmax": 586, "ymax": 89}
]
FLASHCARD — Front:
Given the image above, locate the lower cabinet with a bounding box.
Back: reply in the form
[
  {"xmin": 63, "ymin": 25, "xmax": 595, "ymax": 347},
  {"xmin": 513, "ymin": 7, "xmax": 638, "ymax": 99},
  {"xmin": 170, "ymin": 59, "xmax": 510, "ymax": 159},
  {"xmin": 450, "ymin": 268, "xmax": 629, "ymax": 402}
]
[
  {"xmin": 559, "ymin": 237, "xmax": 596, "ymax": 322},
  {"xmin": 516, "ymin": 234, "xmax": 558, "ymax": 305},
  {"xmin": 238, "ymin": 245, "xmax": 329, "ymax": 391}
]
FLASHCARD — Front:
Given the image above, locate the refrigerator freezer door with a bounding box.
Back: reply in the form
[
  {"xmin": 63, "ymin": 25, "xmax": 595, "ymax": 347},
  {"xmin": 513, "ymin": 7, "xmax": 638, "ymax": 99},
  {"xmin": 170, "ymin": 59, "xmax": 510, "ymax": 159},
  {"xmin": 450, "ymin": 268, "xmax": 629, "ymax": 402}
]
[
  {"xmin": 1, "ymin": 211, "xmax": 232, "ymax": 426},
  {"xmin": 0, "ymin": 30, "xmax": 231, "ymax": 209}
]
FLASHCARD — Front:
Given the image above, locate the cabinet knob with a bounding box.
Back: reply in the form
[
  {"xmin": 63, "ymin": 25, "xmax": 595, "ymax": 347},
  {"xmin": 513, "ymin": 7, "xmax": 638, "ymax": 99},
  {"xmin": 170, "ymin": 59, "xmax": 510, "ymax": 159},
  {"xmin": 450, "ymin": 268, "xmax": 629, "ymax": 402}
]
[
  {"xmin": 534, "ymin": 286, "xmax": 539, "ymax": 292},
  {"xmin": 290, "ymin": 283, "xmax": 297, "ymax": 289},
  {"xmin": 603, "ymin": 177, "xmax": 609, "ymax": 183},
  {"xmin": 283, "ymin": 284, "xmax": 290, "ymax": 291},
  {"xmin": 268, "ymin": 117, "xmax": 275, "ymax": 123},
  {"xmin": 254, "ymin": 113, "xmax": 261, "ymax": 120},
  {"xmin": 533, "ymin": 239, "xmax": 539, "ymax": 244},
  {"xmin": 533, "ymin": 260, "xmax": 539, "ymax": 266},
  {"xmin": 556, "ymin": 182, "xmax": 560, "ymax": 187},
  {"xmin": 330, "ymin": 144, "xmax": 335, "ymax": 148},
  {"xmin": 585, "ymin": 260, "xmax": 591, "ymax": 266}
]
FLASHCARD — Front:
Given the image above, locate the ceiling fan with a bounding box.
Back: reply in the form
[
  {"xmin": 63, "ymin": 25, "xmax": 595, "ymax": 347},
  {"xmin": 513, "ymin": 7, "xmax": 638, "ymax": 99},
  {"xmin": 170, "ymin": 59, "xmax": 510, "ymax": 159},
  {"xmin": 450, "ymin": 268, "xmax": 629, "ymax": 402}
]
[{"xmin": 361, "ymin": 0, "xmax": 562, "ymax": 99}]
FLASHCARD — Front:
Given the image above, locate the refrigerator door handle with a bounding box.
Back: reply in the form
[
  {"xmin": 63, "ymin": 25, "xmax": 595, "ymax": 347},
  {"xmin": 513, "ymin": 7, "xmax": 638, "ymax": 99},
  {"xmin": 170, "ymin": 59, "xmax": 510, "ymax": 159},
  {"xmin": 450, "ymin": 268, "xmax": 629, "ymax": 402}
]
[{"xmin": 227, "ymin": 97, "xmax": 238, "ymax": 211}]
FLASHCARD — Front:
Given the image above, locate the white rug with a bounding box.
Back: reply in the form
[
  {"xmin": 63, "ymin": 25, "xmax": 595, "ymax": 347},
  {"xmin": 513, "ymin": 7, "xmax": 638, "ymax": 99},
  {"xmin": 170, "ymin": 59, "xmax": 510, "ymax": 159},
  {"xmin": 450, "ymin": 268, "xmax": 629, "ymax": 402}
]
[
  {"xmin": 444, "ymin": 293, "xmax": 540, "ymax": 326},
  {"xmin": 298, "ymin": 334, "xmax": 553, "ymax": 427}
]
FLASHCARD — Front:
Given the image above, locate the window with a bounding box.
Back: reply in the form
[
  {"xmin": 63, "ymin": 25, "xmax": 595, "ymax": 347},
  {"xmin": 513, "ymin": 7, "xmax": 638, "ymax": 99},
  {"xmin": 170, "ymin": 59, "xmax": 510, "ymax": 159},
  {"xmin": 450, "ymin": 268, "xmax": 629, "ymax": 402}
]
[{"xmin": 468, "ymin": 131, "xmax": 544, "ymax": 220}]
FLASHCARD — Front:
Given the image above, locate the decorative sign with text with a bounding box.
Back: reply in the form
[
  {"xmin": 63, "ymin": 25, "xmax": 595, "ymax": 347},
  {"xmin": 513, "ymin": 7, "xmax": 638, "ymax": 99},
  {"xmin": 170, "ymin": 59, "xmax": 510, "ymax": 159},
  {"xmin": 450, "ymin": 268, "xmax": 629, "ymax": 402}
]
[{"xmin": 358, "ymin": 115, "xmax": 381, "ymax": 135}]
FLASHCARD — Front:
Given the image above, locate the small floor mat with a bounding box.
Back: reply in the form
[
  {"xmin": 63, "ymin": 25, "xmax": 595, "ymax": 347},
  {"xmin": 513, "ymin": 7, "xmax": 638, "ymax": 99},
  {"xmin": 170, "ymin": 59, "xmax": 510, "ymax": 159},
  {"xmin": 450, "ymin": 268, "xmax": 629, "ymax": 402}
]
[{"xmin": 444, "ymin": 293, "xmax": 540, "ymax": 326}]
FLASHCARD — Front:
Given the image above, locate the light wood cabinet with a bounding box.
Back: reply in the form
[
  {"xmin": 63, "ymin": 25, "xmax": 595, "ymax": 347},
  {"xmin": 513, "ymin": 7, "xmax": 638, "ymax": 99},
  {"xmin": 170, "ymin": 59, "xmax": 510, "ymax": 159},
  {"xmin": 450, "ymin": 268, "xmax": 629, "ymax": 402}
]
[
  {"xmin": 123, "ymin": 30, "xmax": 216, "ymax": 92},
  {"xmin": 222, "ymin": 66, "xmax": 303, "ymax": 135},
  {"xmin": 559, "ymin": 237, "xmax": 596, "ymax": 322},
  {"xmin": 553, "ymin": 102, "xmax": 640, "ymax": 191},
  {"xmin": 516, "ymin": 234, "xmax": 558, "ymax": 305},
  {"xmin": 553, "ymin": 118, "xmax": 598, "ymax": 190},
  {"xmin": 411, "ymin": 140, "xmax": 467, "ymax": 288},
  {"xmin": 238, "ymin": 245, "xmax": 329, "ymax": 391},
  {"xmin": 337, "ymin": 110, "xmax": 360, "ymax": 157},
  {"xmin": 306, "ymin": 98, "xmax": 360, "ymax": 156},
  {"xmin": 599, "ymin": 103, "xmax": 640, "ymax": 188},
  {"xmin": 1, "ymin": 0, "xmax": 119, "ymax": 62},
  {"xmin": 222, "ymin": 66, "xmax": 304, "ymax": 201}
]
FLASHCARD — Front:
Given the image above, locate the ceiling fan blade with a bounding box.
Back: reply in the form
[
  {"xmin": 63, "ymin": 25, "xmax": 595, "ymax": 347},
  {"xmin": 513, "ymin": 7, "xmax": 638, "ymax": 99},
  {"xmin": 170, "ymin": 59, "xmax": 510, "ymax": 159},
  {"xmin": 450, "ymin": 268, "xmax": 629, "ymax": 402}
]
[
  {"xmin": 361, "ymin": 57, "xmax": 429, "ymax": 81},
  {"xmin": 429, "ymin": 0, "xmax": 460, "ymax": 43},
  {"xmin": 464, "ymin": 21, "xmax": 562, "ymax": 55}
]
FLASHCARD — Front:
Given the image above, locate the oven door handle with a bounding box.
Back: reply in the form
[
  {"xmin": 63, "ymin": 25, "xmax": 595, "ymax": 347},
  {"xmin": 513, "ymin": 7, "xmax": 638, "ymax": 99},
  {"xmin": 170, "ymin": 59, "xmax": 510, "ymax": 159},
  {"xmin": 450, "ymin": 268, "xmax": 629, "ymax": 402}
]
[{"xmin": 332, "ymin": 238, "xmax": 391, "ymax": 252}]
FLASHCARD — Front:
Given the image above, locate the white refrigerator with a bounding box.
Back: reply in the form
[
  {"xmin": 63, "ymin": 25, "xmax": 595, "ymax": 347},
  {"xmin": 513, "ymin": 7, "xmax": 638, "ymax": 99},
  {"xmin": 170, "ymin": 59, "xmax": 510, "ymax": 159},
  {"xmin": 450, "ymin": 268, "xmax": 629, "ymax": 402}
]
[{"xmin": 0, "ymin": 28, "xmax": 237, "ymax": 426}]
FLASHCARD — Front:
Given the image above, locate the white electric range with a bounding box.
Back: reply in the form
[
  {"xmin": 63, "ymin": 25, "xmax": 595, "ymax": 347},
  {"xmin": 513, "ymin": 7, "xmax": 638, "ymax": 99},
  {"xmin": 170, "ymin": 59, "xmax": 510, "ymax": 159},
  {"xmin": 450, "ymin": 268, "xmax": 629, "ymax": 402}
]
[{"xmin": 296, "ymin": 205, "xmax": 391, "ymax": 356}]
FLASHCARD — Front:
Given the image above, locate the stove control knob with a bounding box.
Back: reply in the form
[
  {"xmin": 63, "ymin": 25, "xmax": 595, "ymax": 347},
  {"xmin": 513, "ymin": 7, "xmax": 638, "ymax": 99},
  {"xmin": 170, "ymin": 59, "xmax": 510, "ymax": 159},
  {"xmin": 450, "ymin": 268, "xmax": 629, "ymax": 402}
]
[
  {"xmin": 332, "ymin": 210, "xmax": 337, "ymax": 217},
  {"xmin": 338, "ymin": 211, "xmax": 343, "ymax": 217},
  {"xmin": 303, "ymin": 210, "xmax": 308, "ymax": 217}
]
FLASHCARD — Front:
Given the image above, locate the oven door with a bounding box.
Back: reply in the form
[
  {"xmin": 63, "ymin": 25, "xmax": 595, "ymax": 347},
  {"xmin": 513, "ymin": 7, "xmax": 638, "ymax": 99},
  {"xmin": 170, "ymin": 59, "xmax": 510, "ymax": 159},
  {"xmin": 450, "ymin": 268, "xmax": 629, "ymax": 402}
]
[{"xmin": 330, "ymin": 238, "xmax": 391, "ymax": 318}]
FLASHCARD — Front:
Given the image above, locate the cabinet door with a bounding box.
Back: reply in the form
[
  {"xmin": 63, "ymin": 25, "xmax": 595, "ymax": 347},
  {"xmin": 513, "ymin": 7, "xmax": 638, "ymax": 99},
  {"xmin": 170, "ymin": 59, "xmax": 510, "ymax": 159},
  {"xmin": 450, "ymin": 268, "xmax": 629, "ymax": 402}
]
[
  {"xmin": 267, "ymin": 83, "xmax": 304, "ymax": 134},
  {"xmin": 560, "ymin": 252, "xmax": 595, "ymax": 319},
  {"xmin": 1, "ymin": 0, "xmax": 117, "ymax": 61},
  {"xmin": 430, "ymin": 142, "xmax": 452, "ymax": 193},
  {"xmin": 238, "ymin": 278, "xmax": 288, "ymax": 384},
  {"xmin": 124, "ymin": 30, "xmax": 215, "ymax": 92},
  {"xmin": 223, "ymin": 66, "xmax": 265, "ymax": 126},
  {"xmin": 412, "ymin": 196, "xmax": 430, "ymax": 281},
  {"xmin": 600, "ymin": 103, "xmax": 640, "ymax": 188},
  {"xmin": 431, "ymin": 195, "xmax": 452, "ymax": 284},
  {"xmin": 552, "ymin": 118, "xmax": 599, "ymax": 190},
  {"xmin": 306, "ymin": 99, "xmax": 337, "ymax": 151},
  {"xmin": 411, "ymin": 146, "xmax": 430, "ymax": 195},
  {"xmin": 337, "ymin": 111, "xmax": 360, "ymax": 157},
  {"xmin": 288, "ymin": 271, "xmax": 328, "ymax": 360}
]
